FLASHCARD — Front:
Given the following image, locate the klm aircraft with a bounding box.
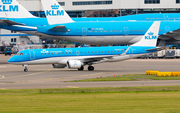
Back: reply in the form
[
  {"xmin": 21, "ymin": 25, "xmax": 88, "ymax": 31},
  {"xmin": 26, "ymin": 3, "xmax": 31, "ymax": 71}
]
[
  {"xmin": 8, "ymin": 21, "xmax": 161, "ymax": 72},
  {"xmin": 0, "ymin": 0, "xmax": 180, "ymax": 45}
]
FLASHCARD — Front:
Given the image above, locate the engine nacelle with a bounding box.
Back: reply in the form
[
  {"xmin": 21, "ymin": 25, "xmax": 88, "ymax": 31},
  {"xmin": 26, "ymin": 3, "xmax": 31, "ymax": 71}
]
[
  {"xmin": 67, "ymin": 60, "xmax": 83, "ymax": 69},
  {"xmin": 52, "ymin": 64, "xmax": 66, "ymax": 68}
]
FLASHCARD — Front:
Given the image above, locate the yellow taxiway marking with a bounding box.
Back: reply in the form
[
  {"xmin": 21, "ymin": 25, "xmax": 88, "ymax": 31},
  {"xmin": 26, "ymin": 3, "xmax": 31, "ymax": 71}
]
[
  {"xmin": 41, "ymin": 72, "xmax": 104, "ymax": 81},
  {"xmin": 67, "ymin": 86, "xmax": 79, "ymax": 88},
  {"xmin": 5, "ymin": 71, "xmax": 49, "ymax": 79},
  {"xmin": 0, "ymin": 75, "xmax": 4, "ymax": 79},
  {"xmin": 24, "ymin": 72, "xmax": 104, "ymax": 82},
  {"xmin": 69, "ymin": 72, "xmax": 104, "ymax": 78}
]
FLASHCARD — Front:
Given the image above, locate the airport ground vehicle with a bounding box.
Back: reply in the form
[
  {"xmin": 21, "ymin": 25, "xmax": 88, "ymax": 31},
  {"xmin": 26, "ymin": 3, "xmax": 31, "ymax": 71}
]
[{"xmin": 4, "ymin": 46, "xmax": 12, "ymax": 56}]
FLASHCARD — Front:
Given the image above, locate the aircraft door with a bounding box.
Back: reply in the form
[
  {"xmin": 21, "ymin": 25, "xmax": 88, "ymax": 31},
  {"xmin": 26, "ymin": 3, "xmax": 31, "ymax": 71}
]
[
  {"xmin": 82, "ymin": 27, "xmax": 87, "ymax": 36},
  {"xmin": 124, "ymin": 27, "xmax": 129, "ymax": 35},
  {"xmin": 163, "ymin": 14, "xmax": 169, "ymax": 20},
  {"xmin": 128, "ymin": 47, "xmax": 133, "ymax": 57},
  {"xmin": 165, "ymin": 26, "xmax": 170, "ymax": 32},
  {"xmin": 29, "ymin": 50, "xmax": 35, "ymax": 60}
]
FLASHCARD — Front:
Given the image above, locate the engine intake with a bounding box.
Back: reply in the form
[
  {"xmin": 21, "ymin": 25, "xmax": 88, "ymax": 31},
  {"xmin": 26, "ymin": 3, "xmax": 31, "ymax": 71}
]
[{"xmin": 67, "ymin": 60, "xmax": 83, "ymax": 69}]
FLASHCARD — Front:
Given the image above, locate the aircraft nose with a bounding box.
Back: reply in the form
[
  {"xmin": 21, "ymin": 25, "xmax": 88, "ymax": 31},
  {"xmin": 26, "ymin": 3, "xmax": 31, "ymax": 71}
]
[{"xmin": 7, "ymin": 57, "xmax": 14, "ymax": 63}]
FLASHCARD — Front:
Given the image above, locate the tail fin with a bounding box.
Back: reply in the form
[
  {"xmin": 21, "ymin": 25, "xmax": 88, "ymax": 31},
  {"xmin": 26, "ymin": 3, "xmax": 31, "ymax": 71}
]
[
  {"xmin": 131, "ymin": 21, "xmax": 161, "ymax": 47},
  {"xmin": 41, "ymin": 0, "xmax": 74, "ymax": 25},
  {"xmin": 0, "ymin": 0, "xmax": 35, "ymax": 18}
]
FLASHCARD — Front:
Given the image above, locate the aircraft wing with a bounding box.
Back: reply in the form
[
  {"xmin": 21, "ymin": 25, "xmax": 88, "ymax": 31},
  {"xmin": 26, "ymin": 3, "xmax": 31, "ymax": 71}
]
[
  {"xmin": 0, "ymin": 19, "xmax": 25, "ymax": 26},
  {"xmin": 159, "ymin": 29, "xmax": 180, "ymax": 41},
  {"xmin": 49, "ymin": 25, "xmax": 68, "ymax": 32},
  {"xmin": 78, "ymin": 56, "xmax": 114, "ymax": 65}
]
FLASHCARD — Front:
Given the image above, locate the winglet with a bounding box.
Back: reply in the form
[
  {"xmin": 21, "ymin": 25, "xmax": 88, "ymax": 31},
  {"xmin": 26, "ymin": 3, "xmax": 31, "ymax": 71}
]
[
  {"xmin": 0, "ymin": 0, "xmax": 35, "ymax": 18},
  {"xmin": 41, "ymin": 0, "xmax": 74, "ymax": 25},
  {"xmin": 131, "ymin": 21, "xmax": 161, "ymax": 47}
]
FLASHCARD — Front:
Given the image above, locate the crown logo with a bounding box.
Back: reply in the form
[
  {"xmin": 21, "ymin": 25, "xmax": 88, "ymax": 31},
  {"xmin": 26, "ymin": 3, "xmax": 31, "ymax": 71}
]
[
  {"xmin": 51, "ymin": 3, "xmax": 59, "ymax": 10},
  {"xmin": 2, "ymin": 0, "xmax": 12, "ymax": 4},
  {"xmin": 148, "ymin": 32, "xmax": 154, "ymax": 36}
]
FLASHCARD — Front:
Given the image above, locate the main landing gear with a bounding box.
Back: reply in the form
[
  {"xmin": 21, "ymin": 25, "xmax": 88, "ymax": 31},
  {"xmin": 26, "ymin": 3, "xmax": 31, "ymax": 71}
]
[
  {"xmin": 88, "ymin": 66, "xmax": 94, "ymax": 71},
  {"xmin": 78, "ymin": 66, "xmax": 84, "ymax": 71},
  {"xmin": 23, "ymin": 65, "xmax": 28, "ymax": 72},
  {"xmin": 78, "ymin": 66, "xmax": 95, "ymax": 71}
]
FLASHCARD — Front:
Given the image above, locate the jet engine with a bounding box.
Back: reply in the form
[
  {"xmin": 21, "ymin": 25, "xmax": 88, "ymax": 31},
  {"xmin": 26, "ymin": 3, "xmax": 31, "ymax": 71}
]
[
  {"xmin": 52, "ymin": 64, "xmax": 66, "ymax": 68},
  {"xmin": 67, "ymin": 60, "xmax": 83, "ymax": 69}
]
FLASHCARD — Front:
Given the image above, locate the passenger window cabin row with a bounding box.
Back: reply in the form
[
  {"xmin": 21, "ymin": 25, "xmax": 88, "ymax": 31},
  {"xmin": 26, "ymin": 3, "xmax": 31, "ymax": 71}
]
[{"xmin": 41, "ymin": 50, "xmax": 126, "ymax": 55}]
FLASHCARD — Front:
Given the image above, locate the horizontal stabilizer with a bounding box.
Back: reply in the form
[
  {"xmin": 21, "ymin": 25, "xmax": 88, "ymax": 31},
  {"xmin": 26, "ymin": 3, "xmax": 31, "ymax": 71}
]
[
  {"xmin": 49, "ymin": 25, "xmax": 67, "ymax": 32},
  {"xmin": 145, "ymin": 47, "xmax": 162, "ymax": 51},
  {"xmin": 0, "ymin": 19, "xmax": 25, "ymax": 26}
]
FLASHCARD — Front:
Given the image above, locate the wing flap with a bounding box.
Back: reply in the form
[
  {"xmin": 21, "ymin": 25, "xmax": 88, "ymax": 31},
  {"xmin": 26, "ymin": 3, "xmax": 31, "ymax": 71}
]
[
  {"xmin": 78, "ymin": 56, "xmax": 113, "ymax": 65},
  {"xmin": 159, "ymin": 29, "xmax": 180, "ymax": 41}
]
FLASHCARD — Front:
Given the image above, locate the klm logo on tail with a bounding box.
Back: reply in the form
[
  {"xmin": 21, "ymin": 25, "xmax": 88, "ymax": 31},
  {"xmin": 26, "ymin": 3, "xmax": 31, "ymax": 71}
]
[
  {"xmin": 0, "ymin": 0, "xmax": 18, "ymax": 12},
  {"xmin": 145, "ymin": 32, "xmax": 157, "ymax": 40},
  {"xmin": 46, "ymin": 3, "xmax": 64, "ymax": 16}
]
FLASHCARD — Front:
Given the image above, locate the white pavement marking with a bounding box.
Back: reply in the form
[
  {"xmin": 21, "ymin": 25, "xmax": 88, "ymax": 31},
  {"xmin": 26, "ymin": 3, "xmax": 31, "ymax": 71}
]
[{"xmin": 0, "ymin": 75, "xmax": 4, "ymax": 79}]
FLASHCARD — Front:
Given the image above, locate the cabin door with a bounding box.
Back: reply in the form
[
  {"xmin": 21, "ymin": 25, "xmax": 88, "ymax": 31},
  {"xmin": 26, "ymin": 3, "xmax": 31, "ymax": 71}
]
[
  {"xmin": 82, "ymin": 27, "xmax": 87, "ymax": 36},
  {"xmin": 165, "ymin": 26, "xmax": 170, "ymax": 32},
  {"xmin": 29, "ymin": 50, "xmax": 35, "ymax": 60},
  {"xmin": 124, "ymin": 27, "xmax": 129, "ymax": 35},
  {"xmin": 128, "ymin": 47, "xmax": 133, "ymax": 57},
  {"xmin": 163, "ymin": 14, "xmax": 169, "ymax": 20}
]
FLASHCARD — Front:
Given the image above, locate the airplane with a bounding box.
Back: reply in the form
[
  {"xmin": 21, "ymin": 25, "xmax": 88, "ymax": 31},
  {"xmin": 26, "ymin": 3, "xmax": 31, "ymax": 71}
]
[
  {"xmin": 0, "ymin": 0, "xmax": 180, "ymax": 45},
  {"xmin": 8, "ymin": 21, "xmax": 161, "ymax": 72},
  {"xmin": 30, "ymin": 0, "xmax": 180, "ymax": 45}
]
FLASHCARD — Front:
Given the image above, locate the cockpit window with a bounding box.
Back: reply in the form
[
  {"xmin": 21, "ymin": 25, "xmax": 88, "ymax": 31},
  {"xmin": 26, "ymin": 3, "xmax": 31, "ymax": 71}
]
[{"xmin": 16, "ymin": 53, "xmax": 24, "ymax": 56}]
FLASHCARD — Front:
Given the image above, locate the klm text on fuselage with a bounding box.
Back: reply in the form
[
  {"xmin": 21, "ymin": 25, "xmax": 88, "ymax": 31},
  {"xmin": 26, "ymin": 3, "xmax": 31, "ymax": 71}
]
[{"xmin": 0, "ymin": 5, "xmax": 18, "ymax": 12}]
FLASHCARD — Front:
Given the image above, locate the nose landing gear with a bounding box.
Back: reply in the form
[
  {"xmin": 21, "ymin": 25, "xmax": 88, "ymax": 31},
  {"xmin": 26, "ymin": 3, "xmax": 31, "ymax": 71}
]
[{"xmin": 23, "ymin": 65, "xmax": 28, "ymax": 72}]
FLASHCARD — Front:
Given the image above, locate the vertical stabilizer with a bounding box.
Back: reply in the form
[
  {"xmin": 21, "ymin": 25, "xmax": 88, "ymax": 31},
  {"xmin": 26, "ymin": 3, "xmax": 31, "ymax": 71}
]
[
  {"xmin": 131, "ymin": 21, "xmax": 161, "ymax": 47},
  {"xmin": 41, "ymin": 0, "xmax": 74, "ymax": 25},
  {"xmin": 0, "ymin": 0, "xmax": 35, "ymax": 18}
]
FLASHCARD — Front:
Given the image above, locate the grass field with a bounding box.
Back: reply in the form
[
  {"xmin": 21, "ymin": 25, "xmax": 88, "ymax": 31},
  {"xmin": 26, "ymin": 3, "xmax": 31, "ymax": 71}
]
[
  {"xmin": 1, "ymin": 86, "xmax": 180, "ymax": 113},
  {"xmin": 71, "ymin": 74, "xmax": 180, "ymax": 82}
]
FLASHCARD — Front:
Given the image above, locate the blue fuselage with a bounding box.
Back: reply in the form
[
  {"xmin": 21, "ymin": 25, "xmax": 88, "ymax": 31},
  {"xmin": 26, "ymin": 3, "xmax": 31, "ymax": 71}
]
[{"xmin": 8, "ymin": 46, "xmax": 156, "ymax": 64}]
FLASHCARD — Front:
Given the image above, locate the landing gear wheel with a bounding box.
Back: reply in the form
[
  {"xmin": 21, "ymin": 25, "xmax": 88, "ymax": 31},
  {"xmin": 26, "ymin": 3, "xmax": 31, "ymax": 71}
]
[
  {"xmin": 24, "ymin": 65, "xmax": 28, "ymax": 72},
  {"xmin": 24, "ymin": 68, "xmax": 28, "ymax": 72},
  {"xmin": 88, "ymin": 66, "xmax": 94, "ymax": 71},
  {"xmin": 78, "ymin": 66, "xmax": 84, "ymax": 71}
]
